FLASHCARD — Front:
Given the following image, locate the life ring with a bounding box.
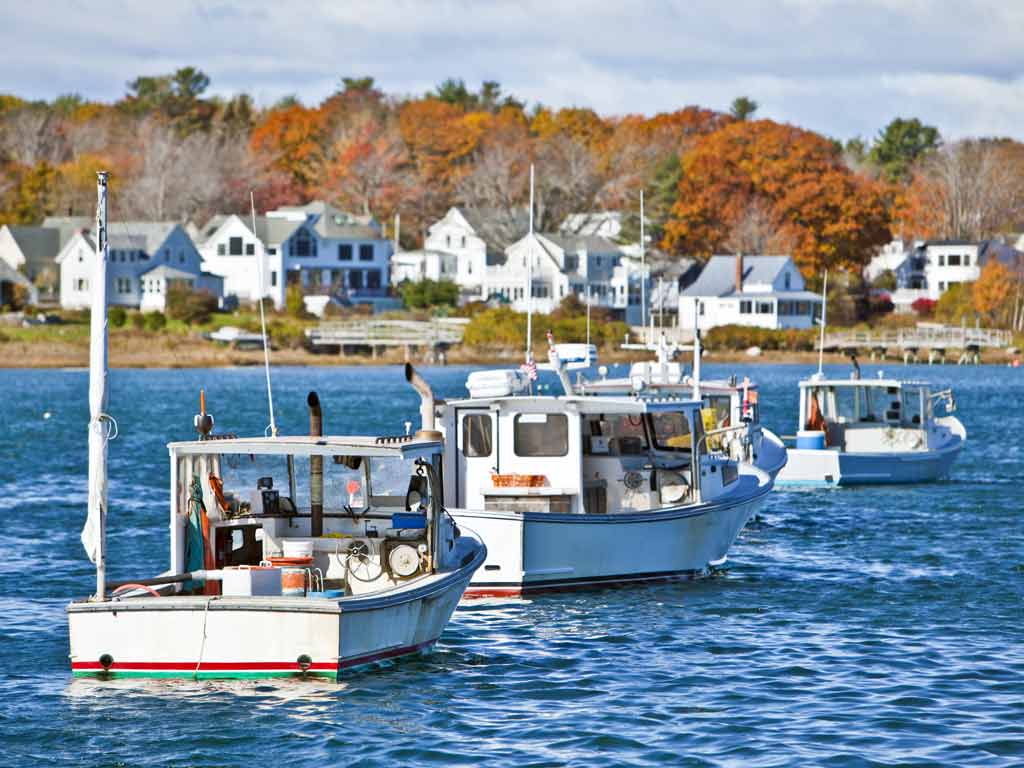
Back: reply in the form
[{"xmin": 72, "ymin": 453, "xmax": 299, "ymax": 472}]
[{"xmin": 208, "ymin": 474, "xmax": 230, "ymax": 513}]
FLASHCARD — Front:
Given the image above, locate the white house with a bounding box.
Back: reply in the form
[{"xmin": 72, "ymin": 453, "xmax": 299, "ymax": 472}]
[
  {"xmin": 483, "ymin": 232, "xmax": 636, "ymax": 318},
  {"xmin": 196, "ymin": 201, "xmax": 392, "ymax": 309},
  {"xmin": 421, "ymin": 207, "xmax": 489, "ymax": 293},
  {"xmin": 679, "ymin": 254, "xmax": 822, "ymax": 330},
  {"xmin": 389, "ymin": 249, "xmax": 459, "ymax": 285},
  {"xmin": 57, "ymin": 222, "xmax": 223, "ymax": 312}
]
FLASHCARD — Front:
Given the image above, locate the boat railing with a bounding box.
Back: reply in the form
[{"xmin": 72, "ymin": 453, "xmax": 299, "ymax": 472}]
[{"xmin": 929, "ymin": 388, "xmax": 957, "ymax": 414}]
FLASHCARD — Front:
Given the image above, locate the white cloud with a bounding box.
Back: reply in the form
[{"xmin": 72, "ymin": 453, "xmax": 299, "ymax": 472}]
[{"xmin": 2, "ymin": 0, "xmax": 1023, "ymax": 139}]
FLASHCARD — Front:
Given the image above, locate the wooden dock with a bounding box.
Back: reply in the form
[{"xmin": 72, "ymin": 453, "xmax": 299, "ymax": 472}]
[
  {"xmin": 823, "ymin": 325, "xmax": 1012, "ymax": 364},
  {"xmin": 306, "ymin": 318, "xmax": 469, "ymax": 358}
]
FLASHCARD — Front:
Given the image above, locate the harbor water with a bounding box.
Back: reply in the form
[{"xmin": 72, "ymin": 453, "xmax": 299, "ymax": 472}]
[{"xmin": 1, "ymin": 362, "xmax": 1022, "ymax": 766}]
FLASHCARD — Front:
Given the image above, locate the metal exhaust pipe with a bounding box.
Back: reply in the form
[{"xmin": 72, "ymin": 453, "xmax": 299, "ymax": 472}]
[
  {"xmin": 307, "ymin": 391, "xmax": 323, "ymax": 537},
  {"xmin": 404, "ymin": 363, "xmax": 442, "ymax": 440}
]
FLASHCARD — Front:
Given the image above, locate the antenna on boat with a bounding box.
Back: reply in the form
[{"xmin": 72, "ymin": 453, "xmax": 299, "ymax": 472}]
[
  {"xmin": 639, "ymin": 188, "xmax": 646, "ymax": 339},
  {"xmin": 526, "ymin": 164, "xmax": 535, "ymax": 362},
  {"xmin": 692, "ymin": 299, "xmax": 702, "ymax": 401},
  {"xmin": 83, "ymin": 171, "xmax": 112, "ymax": 601},
  {"xmin": 817, "ymin": 269, "xmax": 829, "ymax": 378},
  {"xmin": 250, "ymin": 191, "xmax": 277, "ymax": 436},
  {"xmin": 586, "ymin": 283, "xmax": 591, "ymax": 347}
]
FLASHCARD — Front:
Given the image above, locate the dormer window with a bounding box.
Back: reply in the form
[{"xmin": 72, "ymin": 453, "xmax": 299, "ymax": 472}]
[
  {"xmin": 784, "ymin": 272, "xmax": 791, "ymax": 290},
  {"xmin": 291, "ymin": 229, "xmax": 316, "ymax": 258}
]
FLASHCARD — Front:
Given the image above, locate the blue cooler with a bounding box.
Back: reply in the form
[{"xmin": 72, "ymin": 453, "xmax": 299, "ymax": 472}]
[{"xmin": 796, "ymin": 430, "xmax": 826, "ymax": 450}]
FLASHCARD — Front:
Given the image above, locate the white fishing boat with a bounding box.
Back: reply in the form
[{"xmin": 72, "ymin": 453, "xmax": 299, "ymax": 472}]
[
  {"xmin": 68, "ymin": 173, "xmax": 485, "ymax": 680},
  {"xmin": 775, "ymin": 271, "xmax": 965, "ymax": 486},
  {"xmin": 405, "ymin": 355, "xmax": 773, "ymax": 598},
  {"xmin": 775, "ymin": 370, "xmax": 965, "ymax": 486},
  {"xmin": 575, "ymin": 332, "xmax": 788, "ymax": 480}
]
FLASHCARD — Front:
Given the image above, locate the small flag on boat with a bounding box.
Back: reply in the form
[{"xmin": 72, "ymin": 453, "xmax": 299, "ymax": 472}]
[{"xmin": 521, "ymin": 354, "xmax": 538, "ymax": 381}]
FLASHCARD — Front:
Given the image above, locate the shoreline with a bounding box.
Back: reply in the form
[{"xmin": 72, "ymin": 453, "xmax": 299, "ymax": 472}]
[{"xmin": 0, "ymin": 339, "xmax": 1013, "ymax": 370}]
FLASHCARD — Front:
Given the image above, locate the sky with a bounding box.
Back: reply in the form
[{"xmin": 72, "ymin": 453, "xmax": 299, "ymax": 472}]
[{"xmin": 3, "ymin": 0, "xmax": 1024, "ymax": 142}]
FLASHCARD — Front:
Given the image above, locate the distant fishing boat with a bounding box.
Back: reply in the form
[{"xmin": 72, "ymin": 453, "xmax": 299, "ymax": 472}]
[
  {"xmin": 68, "ymin": 173, "xmax": 485, "ymax": 680},
  {"xmin": 775, "ymin": 271, "xmax": 965, "ymax": 486}
]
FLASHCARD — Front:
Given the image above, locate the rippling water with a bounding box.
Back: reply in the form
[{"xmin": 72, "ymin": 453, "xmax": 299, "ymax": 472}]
[{"xmin": 1, "ymin": 361, "xmax": 1022, "ymax": 766}]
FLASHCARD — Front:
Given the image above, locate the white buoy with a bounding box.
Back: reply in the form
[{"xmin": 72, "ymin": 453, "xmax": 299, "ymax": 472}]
[{"xmin": 43, "ymin": 411, "xmax": 51, "ymax": 420}]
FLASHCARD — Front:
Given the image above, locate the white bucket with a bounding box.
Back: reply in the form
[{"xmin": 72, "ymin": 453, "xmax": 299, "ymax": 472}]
[{"xmin": 283, "ymin": 539, "xmax": 315, "ymax": 559}]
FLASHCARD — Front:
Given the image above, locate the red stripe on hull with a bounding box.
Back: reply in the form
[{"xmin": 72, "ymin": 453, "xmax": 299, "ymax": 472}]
[{"xmin": 72, "ymin": 661, "xmax": 336, "ymax": 671}]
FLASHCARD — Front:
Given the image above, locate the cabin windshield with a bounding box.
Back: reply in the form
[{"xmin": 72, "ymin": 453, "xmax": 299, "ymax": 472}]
[
  {"xmin": 649, "ymin": 410, "xmax": 700, "ymax": 452},
  {"xmin": 706, "ymin": 395, "xmax": 732, "ymax": 428}
]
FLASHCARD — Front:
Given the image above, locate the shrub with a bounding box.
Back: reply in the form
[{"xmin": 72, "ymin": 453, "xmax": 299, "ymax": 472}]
[
  {"xmin": 286, "ymin": 285, "xmax": 311, "ymax": 319},
  {"xmin": 705, "ymin": 324, "xmax": 817, "ymax": 351},
  {"xmin": 108, "ymin": 306, "xmax": 127, "ymax": 327},
  {"xmin": 131, "ymin": 312, "xmax": 145, "ymax": 329},
  {"xmin": 399, "ymin": 279, "xmax": 460, "ymax": 309},
  {"xmin": 143, "ymin": 311, "xmax": 166, "ymax": 331},
  {"xmin": 911, "ymin": 297, "xmax": 936, "ymax": 318},
  {"xmin": 463, "ymin": 307, "xmax": 629, "ymax": 349},
  {"xmin": 166, "ymin": 283, "xmax": 218, "ymax": 325}
]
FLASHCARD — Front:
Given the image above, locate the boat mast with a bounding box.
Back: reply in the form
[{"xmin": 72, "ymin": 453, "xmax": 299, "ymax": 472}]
[
  {"xmin": 526, "ymin": 164, "xmax": 535, "ymax": 367},
  {"xmin": 692, "ymin": 299, "xmax": 702, "ymax": 401},
  {"xmin": 817, "ymin": 270, "xmax": 829, "ymax": 377},
  {"xmin": 639, "ymin": 189, "xmax": 646, "ymax": 339},
  {"xmin": 250, "ymin": 191, "xmax": 277, "ymax": 435},
  {"xmin": 84, "ymin": 171, "xmax": 110, "ymax": 600}
]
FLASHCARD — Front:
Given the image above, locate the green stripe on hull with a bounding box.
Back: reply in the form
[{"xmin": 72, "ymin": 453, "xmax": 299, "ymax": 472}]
[{"xmin": 73, "ymin": 670, "xmax": 338, "ymax": 680}]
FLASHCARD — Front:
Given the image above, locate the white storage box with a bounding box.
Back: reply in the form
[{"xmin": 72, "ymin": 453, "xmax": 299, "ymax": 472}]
[
  {"xmin": 222, "ymin": 566, "xmax": 282, "ymax": 596},
  {"xmin": 466, "ymin": 369, "xmax": 528, "ymax": 398}
]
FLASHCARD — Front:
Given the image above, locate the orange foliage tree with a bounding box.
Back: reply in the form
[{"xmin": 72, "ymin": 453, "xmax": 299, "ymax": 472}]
[
  {"xmin": 249, "ymin": 104, "xmax": 327, "ymax": 193},
  {"xmin": 973, "ymin": 259, "xmax": 1015, "ymax": 323},
  {"xmin": 663, "ymin": 120, "xmax": 891, "ymax": 273}
]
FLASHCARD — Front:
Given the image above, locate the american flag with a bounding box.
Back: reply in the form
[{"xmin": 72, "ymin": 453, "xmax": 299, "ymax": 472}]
[{"xmin": 521, "ymin": 353, "xmax": 538, "ymax": 381}]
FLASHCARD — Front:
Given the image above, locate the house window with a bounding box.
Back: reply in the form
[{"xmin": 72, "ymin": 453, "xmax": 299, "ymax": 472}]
[
  {"xmin": 939, "ymin": 281, "xmax": 946, "ymax": 291},
  {"xmin": 291, "ymin": 229, "xmax": 316, "ymax": 258},
  {"xmin": 514, "ymin": 413, "xmax": 568, "ymax": 457},
  {"xmin": 947, "ymin": 254, "xmax": 961, "ymax": 266},
  {"xmin": 757, "ymin": 301, "xmax": 773, "ymax": 314},
  {"xmin": 740, "ymin": 300, "xmax": 752, "ymax": 314},
  {"xmin": 246, "ymin": 243, "xmax": 255, "ymax": 255},
  {"xmin": 446, "ymin": 234, "xmax": 451, "ymax": 248},
  {"xmin": 349, "ymin": 270, "xmax": 363, "ymax": 290},
  {"xmin": 698, "ymin": 302, "xmax": 705, "ymax": 315},
  {"xmin": 179, "ymin": 252, "xmax": 185, "ymax": 263},
  {"xmin": 938, "ymin": 254, "xmax": 945, "ymax": 266},
  {"xmin": 784, "ymin": 272, "xmax": 791, "ymax": 290},
  {"xmin": 268, "ymin": 247, "xmax": 277, "ymax": 255},
  {"xmin": 359, "ymin": 244, "xmax": 374, "ymax": 262},
  {"xmin": 229, "ymin": 236, "xmax": 243, "ymax": 256},
  {"xmin": 76, "ymin": 278, "xmax": 88, "ymax": 291},
  {"xmin": 565, "ymin": 255, "xmax": 579, "ymax": 272},
  {"xmin": 367, "ymin": 270, "xmax": 381, "ymax": 290},
  {"xmin": 270, "ymin": 271, "xmax": 277, "ymax": 287},
  {"xmin": 461, "ymin": 236, "xmax": 466, "ymax": 248},
  {"xmin": 338, "ymin": 244, "xmax": 352, "ymax": 261},
  {"xmin": 963, "ymin": 254, "xmax": 970, "ymax": 266}
]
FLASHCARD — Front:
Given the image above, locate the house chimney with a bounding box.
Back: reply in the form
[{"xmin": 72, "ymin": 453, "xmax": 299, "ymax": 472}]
[{"xmin": 735, "ymin": 252, "xmax": 743, "ymax": 293}]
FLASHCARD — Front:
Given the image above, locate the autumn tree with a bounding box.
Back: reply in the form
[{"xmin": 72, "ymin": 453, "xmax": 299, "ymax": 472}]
[
  {"xmin": 249, "ymin": 104, "xmax": 328, "ymax": 193},
  {"xmin": 973, "ymin": 259, "xmax": 1015, "ymax": 324},
  {"xmin": 663, "ymin": 119, "xmax": 891, "ymax": 273}
]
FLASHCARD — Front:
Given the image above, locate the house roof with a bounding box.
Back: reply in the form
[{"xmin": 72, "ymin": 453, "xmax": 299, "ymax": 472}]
[
  {"xmin": 2, "ymin": 226, "xmax": 60, "ymax": 268},
  {"xmin": 271, "ymin": 201, "xmax": 381, "ymax": 239},
  {"xmin": 538, "ymin": 233, "xmax": 622, "ymax": 254},
  {"xmin": 107, "ymin": 221, "xmax": 178, "ymax": 254},
  {"xmin": 41, "ymin": 216, "xmax": 94, "ymax": 250},
  {"xmin": 682, "ymin": 255, "xmax": 791, "ymax": 297},
  {"xmin": 0, "ymin": 259, "xmax": 33, "ymax": 288},
  {"xmin": 140, "ymin": 264, "xmax": 200, "ymax": 279},
  {"xmin": 978, "ymin": 240, "xmax": 1024, "ymax": 270}
]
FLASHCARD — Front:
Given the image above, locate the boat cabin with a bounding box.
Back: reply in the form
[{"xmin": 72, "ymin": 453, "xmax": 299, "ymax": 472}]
[
  {"xmin": 799, "ymin": 376, "xmax": 949, "ymax": 452},
  {"xmin": 442, "ymin": 391, "xmax": 745, "ymax": 516},
  {"xmin": 167, "ymin": 435, "xmax": 459, "ymax": 596}
]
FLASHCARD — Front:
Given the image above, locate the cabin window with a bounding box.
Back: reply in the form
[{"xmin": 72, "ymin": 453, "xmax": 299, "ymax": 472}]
[
  {"xmin": 514, "ymin": 413, "xmax": 568, "ymax": 457},
  {"xmin": 462, "ymin": 414, "xmax": 492, "ymax": 457},
  {"xmin": 649, "ymin": 411, "xmax": 692, "ymax": 452},
  {"xmin": 587, "ymin": 415, "xmax": 648, "ymax": 456},
  {"xmin": 707, "ymin": 396, "xmax": 732, "ymax": 428},
  {"xmin": 246, "ymin": 243, "xmax": 255, "ymax": 255}
]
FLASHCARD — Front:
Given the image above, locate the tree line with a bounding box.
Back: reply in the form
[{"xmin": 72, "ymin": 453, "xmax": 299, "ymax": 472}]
[{"xmin": 2, "ymin": 69, "xmax": 1023, "ymax": 279}]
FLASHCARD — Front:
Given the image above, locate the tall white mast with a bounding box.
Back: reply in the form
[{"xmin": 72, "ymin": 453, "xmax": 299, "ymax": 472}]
[
  {"xmin": 639, "ymin": 189, "xmax": 646, "ymax": 336},
  {"xmin": 692, "ymin": 299, "xmax": 702, "ymax": 401},
  {"xmin": 251, "ymin": 191, "xmax": 277, "ymax": 436},
  {"xmin": 817, "ymin": 269, "xmax": 829, "ymax": 377},
  {"xmin": 83, "ymin": 171, "xmax": 111, "ymax": 600},
  {"xmin": 526, "ymin": 163, "xmax": 535, "ymax": 362}
]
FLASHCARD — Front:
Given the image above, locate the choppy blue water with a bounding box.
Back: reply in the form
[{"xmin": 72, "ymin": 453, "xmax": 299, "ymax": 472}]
[{"xmin": 1, "ymin": 361, "xmax": 1022, "ymax": 767}]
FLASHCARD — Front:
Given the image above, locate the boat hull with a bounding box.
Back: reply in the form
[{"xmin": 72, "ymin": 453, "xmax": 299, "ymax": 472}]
[
  {"xmin": 453, "ymin": 471, "xmax": 771, "ymax": 598},
  {"xmin": 68, "ymin": 538, "xmax": 486, "ymax": 680},
  {"xmin": 776, "ymin": 440, "xmax": 963, "ymax": 486}
]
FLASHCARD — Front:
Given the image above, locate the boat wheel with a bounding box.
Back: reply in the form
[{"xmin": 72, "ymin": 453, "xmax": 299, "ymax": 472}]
[{"xmin": 345, "ymin": 540, "xmax": 383, "ymax": 582}]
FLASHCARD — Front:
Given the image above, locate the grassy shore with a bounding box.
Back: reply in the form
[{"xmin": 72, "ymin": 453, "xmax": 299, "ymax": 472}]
[{"xmin": 1, "ymin": 319, "xmax": 1016, "ymax": 369}]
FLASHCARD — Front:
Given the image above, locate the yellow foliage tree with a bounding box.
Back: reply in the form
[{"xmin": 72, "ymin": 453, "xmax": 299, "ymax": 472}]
[{"xmin": 972, "ymin": 260, "xmax": 1015, "ymax": 324}]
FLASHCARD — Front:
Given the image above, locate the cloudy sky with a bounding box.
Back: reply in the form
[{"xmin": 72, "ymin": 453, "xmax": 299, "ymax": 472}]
[{"xmin": 3, "ymin": 0, "xmax": 1023, "ymax": 141}]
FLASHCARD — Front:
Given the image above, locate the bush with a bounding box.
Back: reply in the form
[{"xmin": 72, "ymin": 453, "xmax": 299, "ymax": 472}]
[
  {"xmin": 705, "ymin": 324, "xmax": 817, "ymax": 351},
  {"xmin": 166, "ymin": 283, "xmax": 218, "ymax": 325},
  {"xmin": 463, "ymin": 306, "xmax": 629, "ymax": 349},
  {"xmin": 399, "ymin": 279, "xmax": 460, "ymax": 309},
  {"xmin": 911, "ymin": 297, "xmax": 936, "ymax": 318},
  {"xmin": 108, "ymin": 306, "xmax": 127, "ymax": 327},
  {"xmin": 131, "ymin": 312, "xmax": 145, "ymax": 329},
  {"xmin": 143, "ymin": 311, "xmax": 166, "ymax": 331},
  {"xmin": 285, "ymin": 285, "xmax": 311, "ymax": 319}
]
